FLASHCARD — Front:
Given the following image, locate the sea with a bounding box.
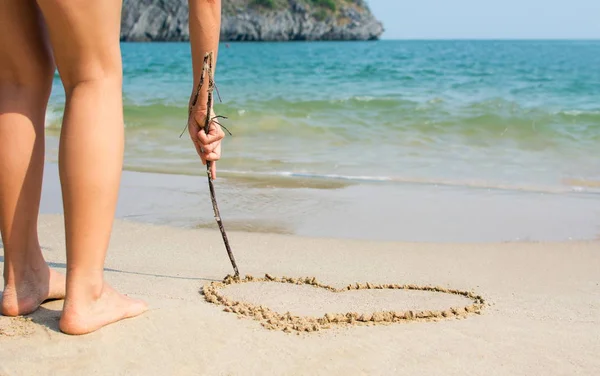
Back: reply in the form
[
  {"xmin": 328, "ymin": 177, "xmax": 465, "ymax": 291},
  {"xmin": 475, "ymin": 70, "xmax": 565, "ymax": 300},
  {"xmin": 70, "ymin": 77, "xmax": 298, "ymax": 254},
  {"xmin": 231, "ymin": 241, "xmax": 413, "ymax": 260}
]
[{"xmin": 43, "ymin": 40, "xmax": 600, "ymax": 242}]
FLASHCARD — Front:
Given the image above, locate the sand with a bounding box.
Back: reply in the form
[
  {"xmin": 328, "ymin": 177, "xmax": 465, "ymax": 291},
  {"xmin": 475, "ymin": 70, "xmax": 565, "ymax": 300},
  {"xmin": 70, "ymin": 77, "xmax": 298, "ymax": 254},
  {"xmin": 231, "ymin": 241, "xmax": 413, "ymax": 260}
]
[
  {"xmin": 37, "ymin": 163, "xmax": 600, "ymax": 242},
  {"xmin": 1, "ymin": 214, "xmax": 599, "ymax": 375},
  {"xmin": 203, "ymin": 275, "xmax": 486, "ymax": 333}
]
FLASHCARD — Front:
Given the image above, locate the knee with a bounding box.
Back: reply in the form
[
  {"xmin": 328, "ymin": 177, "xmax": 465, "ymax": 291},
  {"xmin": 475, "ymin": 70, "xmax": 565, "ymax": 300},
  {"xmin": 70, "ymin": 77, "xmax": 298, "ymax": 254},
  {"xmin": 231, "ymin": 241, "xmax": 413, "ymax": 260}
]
[
  {"xmin": 60, "ymin": 67, "xmax": 122, "ymax": 97},
  {"xmin": 57, "ymin": 50, "xmax": 123, "ymax": 96}
]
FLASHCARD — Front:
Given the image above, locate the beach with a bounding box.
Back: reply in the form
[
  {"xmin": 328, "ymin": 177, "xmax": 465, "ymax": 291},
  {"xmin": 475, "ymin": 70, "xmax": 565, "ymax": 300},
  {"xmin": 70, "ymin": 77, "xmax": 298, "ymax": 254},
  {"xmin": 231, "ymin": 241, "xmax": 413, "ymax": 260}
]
[
  {"xmin": 1, "ymin": 164, "xmax": 600, "ymax": 375},
  {"xmin": 1, "ymin": 39, "xmax": 600, "ymax": 375},
  {"xmin": 41, "ymin": 41, "xmax": 600, "ymax": 241},
  {"xmin": 37, "ymin": 163, "xmax": 600, "ymax": 243}
]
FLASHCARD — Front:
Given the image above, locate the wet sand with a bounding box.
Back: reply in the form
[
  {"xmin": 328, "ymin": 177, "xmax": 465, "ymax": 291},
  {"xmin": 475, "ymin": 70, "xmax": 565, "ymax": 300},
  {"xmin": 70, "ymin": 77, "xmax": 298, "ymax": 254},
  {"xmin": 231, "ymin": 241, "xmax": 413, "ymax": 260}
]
[
  {"xmin": 1, "ymin": 214, "xmax": 599, "ymax": 375},
  {"xmin": 38, "ymin": 163, "xmax": 600, "ymax": 242}
]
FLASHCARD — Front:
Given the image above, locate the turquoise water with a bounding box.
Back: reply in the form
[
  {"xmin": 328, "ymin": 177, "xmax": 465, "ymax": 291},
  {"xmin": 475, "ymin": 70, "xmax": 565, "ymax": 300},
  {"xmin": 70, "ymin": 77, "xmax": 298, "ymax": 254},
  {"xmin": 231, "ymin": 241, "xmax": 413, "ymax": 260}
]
[{"xmin": 46, "ymin": 40, "xmax": 600, "ymax": 193}]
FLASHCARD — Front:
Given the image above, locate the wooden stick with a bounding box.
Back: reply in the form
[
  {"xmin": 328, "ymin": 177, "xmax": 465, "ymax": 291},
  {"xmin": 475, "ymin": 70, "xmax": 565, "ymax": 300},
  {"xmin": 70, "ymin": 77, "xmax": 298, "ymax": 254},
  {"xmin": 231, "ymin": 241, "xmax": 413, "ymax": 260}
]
[{"xmin": 190, "ymin": 52, "xmax": 240, "ymax": 277}]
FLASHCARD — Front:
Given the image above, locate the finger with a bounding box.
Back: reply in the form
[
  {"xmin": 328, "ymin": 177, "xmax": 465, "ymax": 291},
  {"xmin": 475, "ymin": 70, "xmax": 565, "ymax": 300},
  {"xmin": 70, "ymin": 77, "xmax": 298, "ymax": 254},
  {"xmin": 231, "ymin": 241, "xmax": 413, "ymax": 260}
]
[
  {"xmin": 198, "ymin": 124, "xmax": 225, "ymax": 144},
  {"xmin": 211, "ymin": 161, "xmax": 217, "ymax": 180},
  {"xmin": 203, "ymin": 151, "xmax": 221, "ymax": 162},
  {"xmin": 205, "ymin": 142, "xmax": 221, "ymax": 161},
  {"xmin": 198, "ymin": 129, "xmax": 224, "ymax": 145},
  {"xmin": 200, "ymin": 140, "xmax": 219, "ymax": 154},
  {"xmin": 194, "ymin": 141, "xmax": 207, "ymax": 165}
]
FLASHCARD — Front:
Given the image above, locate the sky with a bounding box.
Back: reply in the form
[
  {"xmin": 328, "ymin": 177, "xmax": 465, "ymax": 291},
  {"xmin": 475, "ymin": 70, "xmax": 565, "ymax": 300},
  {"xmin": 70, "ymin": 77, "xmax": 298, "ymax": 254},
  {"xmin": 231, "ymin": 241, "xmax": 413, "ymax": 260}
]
[{"xmin": 368, "ymin": 0, "xmax": 600, "ymax": 39}]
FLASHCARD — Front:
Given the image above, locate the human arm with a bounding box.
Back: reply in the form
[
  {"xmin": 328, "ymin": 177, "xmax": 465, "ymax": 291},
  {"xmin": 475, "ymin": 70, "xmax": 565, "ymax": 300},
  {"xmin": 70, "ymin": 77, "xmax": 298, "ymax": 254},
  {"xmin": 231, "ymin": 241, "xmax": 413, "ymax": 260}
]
[{"xmin": 187, "ymin": 0, "xmax": 225, "ymax": 179}]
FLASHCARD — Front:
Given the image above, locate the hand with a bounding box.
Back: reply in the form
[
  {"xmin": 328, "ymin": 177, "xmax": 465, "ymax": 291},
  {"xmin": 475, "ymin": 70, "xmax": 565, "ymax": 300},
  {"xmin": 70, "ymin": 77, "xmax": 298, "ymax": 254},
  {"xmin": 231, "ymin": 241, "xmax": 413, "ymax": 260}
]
[{"xmin": 188, "ymin": 108, "xmax": 225, "ymax": 179}]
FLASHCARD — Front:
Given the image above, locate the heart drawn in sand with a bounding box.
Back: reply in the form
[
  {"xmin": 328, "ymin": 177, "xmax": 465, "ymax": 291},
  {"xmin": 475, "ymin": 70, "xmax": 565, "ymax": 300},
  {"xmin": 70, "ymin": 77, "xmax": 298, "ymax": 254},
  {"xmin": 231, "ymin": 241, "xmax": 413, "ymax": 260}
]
[{"xmin": 202, "ymin": 274, "xmax": 486, "ymax": 334}]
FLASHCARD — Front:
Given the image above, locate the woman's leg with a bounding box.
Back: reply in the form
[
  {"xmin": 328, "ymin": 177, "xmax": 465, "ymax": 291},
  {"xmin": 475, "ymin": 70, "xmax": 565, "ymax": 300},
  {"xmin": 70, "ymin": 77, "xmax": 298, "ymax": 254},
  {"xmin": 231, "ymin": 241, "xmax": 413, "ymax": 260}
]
[
  {"xmin": 0, "ymin": 0, "xmax": 66, "ymax": 316},
  {"xmin": 36, "ymin": 0, "xmax": 147, "ymax": 335}
]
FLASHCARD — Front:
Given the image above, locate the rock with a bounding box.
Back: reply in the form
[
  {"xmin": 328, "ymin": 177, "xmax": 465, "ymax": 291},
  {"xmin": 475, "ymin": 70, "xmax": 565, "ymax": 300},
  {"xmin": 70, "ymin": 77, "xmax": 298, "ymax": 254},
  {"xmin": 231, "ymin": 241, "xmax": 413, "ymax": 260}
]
[
  {"xmin": 120, "ymin": 0, "xmax": 384, "ymax": 42},
  {"xmin": 121, "ymin": 0, "xmax": 190, "ymax": 41}
]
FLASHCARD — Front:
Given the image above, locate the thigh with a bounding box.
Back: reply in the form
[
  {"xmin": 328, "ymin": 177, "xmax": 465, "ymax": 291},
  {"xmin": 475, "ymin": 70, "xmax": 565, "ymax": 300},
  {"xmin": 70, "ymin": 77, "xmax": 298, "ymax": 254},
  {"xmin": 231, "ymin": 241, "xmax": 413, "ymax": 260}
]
[
  {"xmin": 36, "ymin": 0, "xmax": 123, "ymax": 90},
  {"xmin": 0, "ymin": 0, "xmax": 53, "ymax": 88}
]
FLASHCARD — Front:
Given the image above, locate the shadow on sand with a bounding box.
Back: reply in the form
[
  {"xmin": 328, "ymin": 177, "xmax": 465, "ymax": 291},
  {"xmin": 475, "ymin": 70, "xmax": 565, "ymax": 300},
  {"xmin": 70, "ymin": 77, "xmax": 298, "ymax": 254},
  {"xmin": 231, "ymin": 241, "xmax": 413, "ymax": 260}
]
[{"xmin": 0, "ymin": 254, "xmax": 218, "ymax": 282}]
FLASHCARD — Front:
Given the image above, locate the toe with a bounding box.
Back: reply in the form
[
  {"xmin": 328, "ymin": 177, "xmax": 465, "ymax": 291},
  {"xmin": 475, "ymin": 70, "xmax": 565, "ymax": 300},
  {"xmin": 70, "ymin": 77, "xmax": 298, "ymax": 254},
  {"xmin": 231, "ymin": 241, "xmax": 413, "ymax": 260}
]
[{"xmin": 125, "ymin": 298, "xmax": 149, "ymax": 319}]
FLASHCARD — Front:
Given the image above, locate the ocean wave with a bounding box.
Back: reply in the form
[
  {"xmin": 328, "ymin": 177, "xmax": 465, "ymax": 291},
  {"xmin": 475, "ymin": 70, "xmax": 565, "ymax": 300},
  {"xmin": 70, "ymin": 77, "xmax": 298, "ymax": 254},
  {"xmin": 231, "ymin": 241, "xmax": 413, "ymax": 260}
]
[
  {"xmin": 45, "ymin": 97, "xmax": 600, "ymax": 146},
  {"xmin": 217, "ymin": 169, "xmax": 600, "ymax": 195}
]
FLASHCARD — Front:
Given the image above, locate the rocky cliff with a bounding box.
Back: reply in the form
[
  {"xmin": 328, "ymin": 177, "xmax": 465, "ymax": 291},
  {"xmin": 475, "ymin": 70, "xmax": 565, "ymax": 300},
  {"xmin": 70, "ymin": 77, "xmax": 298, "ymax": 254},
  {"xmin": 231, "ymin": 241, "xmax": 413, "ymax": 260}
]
[{"xmin": 120, "ymin": 0, "xmax": 384, "ymax": 42}]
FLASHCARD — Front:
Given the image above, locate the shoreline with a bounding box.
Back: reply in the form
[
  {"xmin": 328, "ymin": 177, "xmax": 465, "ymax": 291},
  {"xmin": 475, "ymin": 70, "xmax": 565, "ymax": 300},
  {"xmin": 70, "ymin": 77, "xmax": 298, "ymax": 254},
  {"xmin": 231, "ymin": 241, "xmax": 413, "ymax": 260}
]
[
  {"xmin": 39, "ymin": 163, "xmax": 600, "ymax": 243},
  {"xmin": 122, "ymin": 165, "xmax": 600, "ymax": 196}
]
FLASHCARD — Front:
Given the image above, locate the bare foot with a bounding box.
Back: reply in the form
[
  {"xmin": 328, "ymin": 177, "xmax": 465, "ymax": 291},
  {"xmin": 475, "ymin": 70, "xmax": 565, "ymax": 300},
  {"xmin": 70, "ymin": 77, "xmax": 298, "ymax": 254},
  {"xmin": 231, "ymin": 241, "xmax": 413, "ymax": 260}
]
[
  {"xmin": 59, "ymin": 283, "xmax": 148, "ymax": 335},
  {"xmin": 1, "ymin": 267, "xmax": 66, "ymax": 317}
]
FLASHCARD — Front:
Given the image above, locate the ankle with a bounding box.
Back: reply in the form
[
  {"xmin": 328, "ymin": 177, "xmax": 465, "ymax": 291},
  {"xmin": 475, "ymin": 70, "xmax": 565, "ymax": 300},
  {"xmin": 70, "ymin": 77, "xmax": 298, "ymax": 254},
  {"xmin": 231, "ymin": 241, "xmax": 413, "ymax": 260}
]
[
  {"xmin": 3, "ymin": 255, "xmax": 49, "ymax": 287},
  {"xmin": 65, "ymin": 271, "xmax": 105, "ymax": 303},
  {"xmin": 2, "ymin": 238, "xmax": 45, "ymax": 276}
]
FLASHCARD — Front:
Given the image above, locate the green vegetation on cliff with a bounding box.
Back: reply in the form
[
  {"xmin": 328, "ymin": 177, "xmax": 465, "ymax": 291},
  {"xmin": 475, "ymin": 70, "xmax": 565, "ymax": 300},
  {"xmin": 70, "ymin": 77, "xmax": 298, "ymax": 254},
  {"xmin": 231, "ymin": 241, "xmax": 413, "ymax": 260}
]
[
  {"xmin": 224, "ymin": 0, "xmax": 374, "ymax": 27},
  {"xmin": 229, "ymin": 0, "xmax": 367, "ymax": 16},
  {"xmin": 249, "ymin": 0, "xmax": 338, "ymax": 11}
]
